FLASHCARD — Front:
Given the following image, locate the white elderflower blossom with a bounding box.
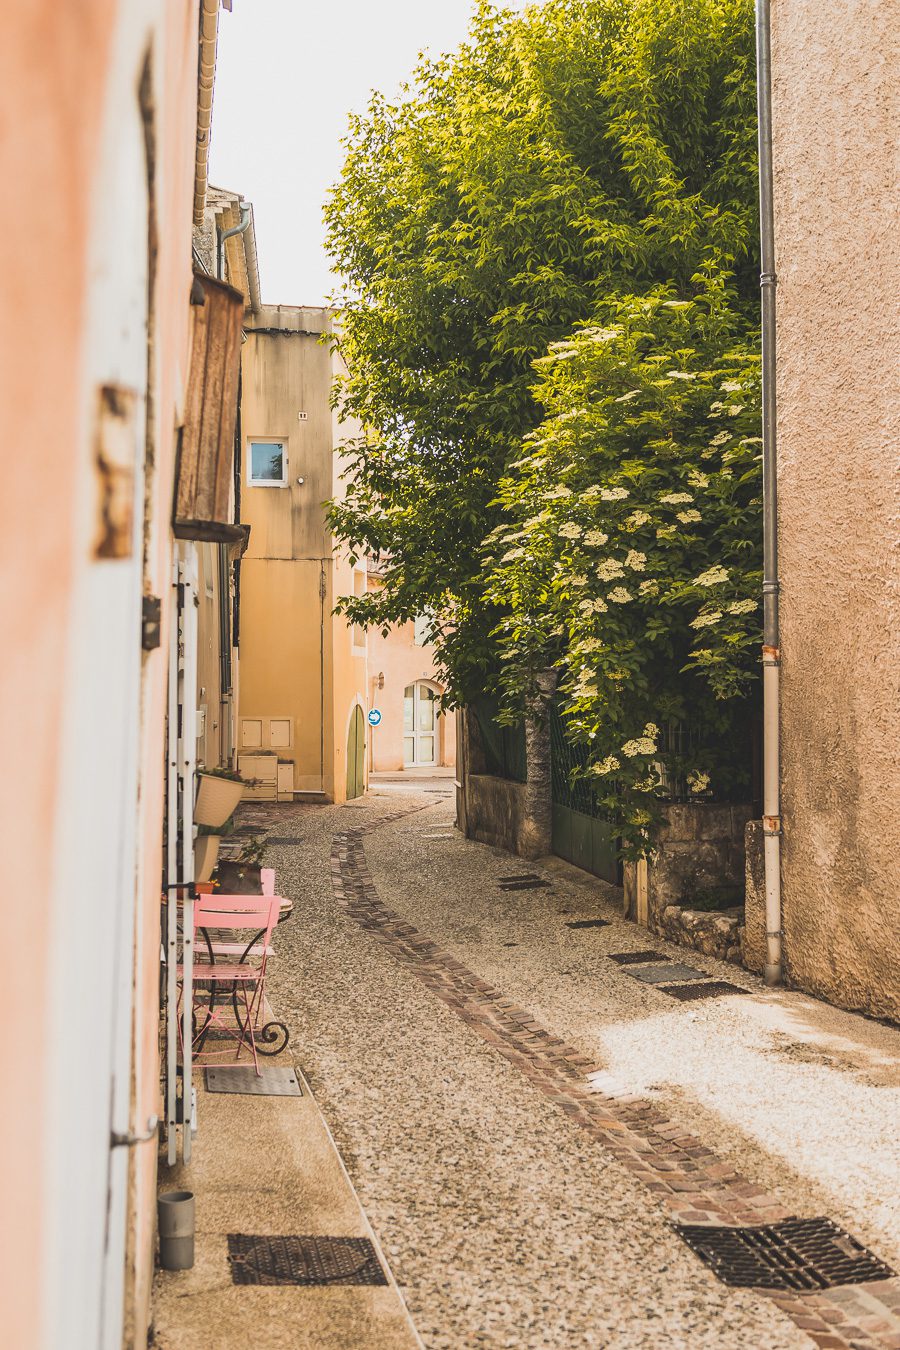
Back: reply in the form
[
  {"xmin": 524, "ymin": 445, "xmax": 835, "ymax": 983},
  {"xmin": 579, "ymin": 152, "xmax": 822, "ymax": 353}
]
[
  {"xmin": 677, "ymin": 510, "xmax": 702, "ymax": 524},
  {"xmin": 643, "ymin": 723, "xmax": 659, "ymax": 739},
  {"xmin": 727, "ymin": 598, "xmax": 757, "ymax": 614},
  {"xmin": 688, "ymin": 470, "xmax": 709, "ymax": 488},
  {"xmin": 581, "ymin": 485, "xmax": 603, "ymax": 500},
  {"xmin": 584, "ymin": 529, "xmax": 609, "ymax": 547},
  {"xmin": 625, "ymin": 549, "xmax": 647, "ymax": 571},
  {"xmin": 600, "ymin": 486, "xmax": 630, "ymax": 501},
  {"xmin": 568, "ymin": 574, "xmax": 589, "ymax": 587},
  {"xmin": 578, "ymin": 599, "xmax": 595, "ymax": 614},
  {"xmin": 591, "ymin": 598, "xmax": 609, "ymax": 614},
  {"xmin": 501, "ymin": 547, "xmax": 526, "ymax": 561},
  {"xmin": 656, "ymin": 525, "xmax": 677, "ymax": 539},
  {"xmin": 545, "ymin": 486, "xmax": 573, "ymax": 499},
  {"xmin": 592, "ymin": 755, "xmax": 621, "ymax": 775},
  {"xmin": 660, "ymin": 492, "xmax": 693, "ymax": 504},
  {"xmin": 607, "ymin": 587, "xmax": 632, "ymax": 604},
  {"xmin": 667, "ymin": 370, "xmax": 698, "ymax": 380},
  {"xmin": 638, "ymin": 579, "xmax": 660, "ymax": 596},
  {"xmin": 558, "ymin": 522, "xmax": 583, "ymax": 539},
  {"xmin": 719, "ymin": 380, "xmax": 742, "ymax": 392},
  {"xmin": 596, "ymin": 559, "xmax": 625, "ymax": 581},
  {"xmin": 694, "ymin": 565, "xmax": 729, "ymax": 586},
  {"xmin": 626, "ymin": 511, "xmax": 651, "ymax": 528},
  {"xmin": 687, "ymin": 770, "xmax": 711, "ymax": 793},
  {"xmin": 727, "ymin": 404, "xmax": 745, "ymax": 416},
  {"xmin": 622, "ymin": 736, "xmax": 656, "ymax": 757},
  {"xmin": 690, "ymin": 611, "xmax": 723, "ymax": 628},
  {"xmin": 709, "ymin": 401, "xmax": 725, "ymax": 412},
  {"xmin": 709, "ymin": 430, "xmax": 731, "ymax": 446},
  {"xmin": 614, "ymin": 390, "xmax": 640, "ymax": 403}
]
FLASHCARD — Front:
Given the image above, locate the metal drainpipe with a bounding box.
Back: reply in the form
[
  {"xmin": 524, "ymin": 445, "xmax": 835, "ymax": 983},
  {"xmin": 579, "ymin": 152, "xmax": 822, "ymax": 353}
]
[
  {"xmin": 756, "ymin": 0, "xmax": 783, "ymax": 986},
  {"xmin": 216, "ymin": 203, "xmax": 251, "ymax": 283}
]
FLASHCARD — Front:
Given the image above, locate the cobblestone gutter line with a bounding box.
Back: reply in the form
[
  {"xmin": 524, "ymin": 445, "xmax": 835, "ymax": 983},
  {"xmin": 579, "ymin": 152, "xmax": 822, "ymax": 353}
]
[{"xmin": 331, "ymin": 826, "xmax": 900, "ymax": 1350}]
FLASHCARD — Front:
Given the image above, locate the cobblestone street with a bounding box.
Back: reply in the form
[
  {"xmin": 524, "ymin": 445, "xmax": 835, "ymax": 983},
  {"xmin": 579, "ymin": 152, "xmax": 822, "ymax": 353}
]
[{"xmin": 244, "ymin": 783, "xmax": 900, "ymax": 1350}]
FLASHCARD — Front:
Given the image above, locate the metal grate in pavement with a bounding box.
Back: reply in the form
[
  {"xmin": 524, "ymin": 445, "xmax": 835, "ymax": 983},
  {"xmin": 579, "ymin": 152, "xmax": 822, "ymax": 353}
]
[
  {"xmin": 499, "ymin": 876, "xmax": 551, "ymax": 891},
  {"xmin": 627, "ymin": 963, "xmax": 708, "ymax": 984},
  {"xmin": 265, "ymin": 836, "xmax": 301, "ymax": 845},
  {"xmin": 676, "ymin": 1218, "xmax": 896, "ymax": 1291},
  {"xmin": 566, "ymin": 919, "xmax": 610, "ymax": 929},
  {"xmin": 660, "ymin": 980, "xmax": 750, "ymax": 1001},
  {"xmin": 206, "ymin": 1066, "xmax": 302, "ymax": 1096},
  {"xmin": 608, "ymin": 950, "xmax": 667, "ymax": 964},
  {"xmin": 498, "ymin": 873, "xmax": 540, "ymax": 882},
  {"xmin": 227, "ymin": 1234, "xmax": 388, "ymax": 1286}
]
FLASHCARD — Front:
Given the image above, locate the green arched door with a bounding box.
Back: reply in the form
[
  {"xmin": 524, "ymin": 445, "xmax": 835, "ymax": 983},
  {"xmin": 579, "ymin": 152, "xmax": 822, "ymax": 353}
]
[{"xmin": 346, "ymin": 705, "xmax": 366, "ymax": 800}]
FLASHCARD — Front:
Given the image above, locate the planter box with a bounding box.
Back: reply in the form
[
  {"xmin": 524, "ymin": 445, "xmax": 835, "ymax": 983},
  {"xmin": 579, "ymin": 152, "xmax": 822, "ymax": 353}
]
[
  {"xmin": 194, "ymin": 773, "xmax": 244, "ymax": 828},
  {"xmin": 194, "ymin": 834, "xmax": 221, "ymax": 883}
]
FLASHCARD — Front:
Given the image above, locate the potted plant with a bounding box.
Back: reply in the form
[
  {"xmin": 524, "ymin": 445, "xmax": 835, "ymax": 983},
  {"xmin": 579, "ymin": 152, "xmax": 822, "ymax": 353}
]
[
  {"xmin": 214, "ymin": 835, "xmax": 266, "ymax": 894},
  {"xmin": 194, "ymin": 827, "xmax": 222, "ymax": 883},
  {"xmin": 194, "ymin": 766, "xmax": 245, "ymax": 828}
]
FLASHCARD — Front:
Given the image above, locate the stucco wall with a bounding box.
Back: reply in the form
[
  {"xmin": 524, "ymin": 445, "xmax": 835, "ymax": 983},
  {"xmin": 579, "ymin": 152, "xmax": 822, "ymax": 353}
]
[
  {"xmin": 773, "ymin": 0, "xmax": 900, "ymax": 1019},
  {"xmin": 1, "ymin": 0, "xmax": 200, "ymax": 1344},
  {"xmin": 367, "ymin": 617, "xmax": 457, "ymax": 773}
]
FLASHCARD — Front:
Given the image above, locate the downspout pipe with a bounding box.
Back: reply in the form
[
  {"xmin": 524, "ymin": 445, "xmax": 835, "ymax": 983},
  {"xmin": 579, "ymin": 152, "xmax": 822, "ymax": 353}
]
[
  {"xmin": 216, "ymin": 203, "xmax": 251, "ymax": 284},
  {"xmin": 756, "ymin": 0, "xmax": 783, "ymax": 987}
]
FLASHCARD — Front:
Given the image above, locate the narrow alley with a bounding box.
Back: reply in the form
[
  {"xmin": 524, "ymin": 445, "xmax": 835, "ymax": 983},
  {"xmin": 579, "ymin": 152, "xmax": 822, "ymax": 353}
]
[{"xmin": 154, "ymin": 780, "xmax": 900, "ymax": 1350}]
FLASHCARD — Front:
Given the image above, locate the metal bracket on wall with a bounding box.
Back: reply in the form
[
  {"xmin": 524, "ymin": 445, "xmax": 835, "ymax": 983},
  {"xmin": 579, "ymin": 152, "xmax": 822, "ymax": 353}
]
[{"xmin": 142, "ymin": 594, "xmax": 162, "ymax": 650}]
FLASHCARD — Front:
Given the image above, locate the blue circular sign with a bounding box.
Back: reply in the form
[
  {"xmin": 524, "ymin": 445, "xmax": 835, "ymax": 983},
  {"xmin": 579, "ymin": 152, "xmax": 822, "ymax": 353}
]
[{"xmin": 367, "ymin": 708, "xmax": 382, "ymax": 726}]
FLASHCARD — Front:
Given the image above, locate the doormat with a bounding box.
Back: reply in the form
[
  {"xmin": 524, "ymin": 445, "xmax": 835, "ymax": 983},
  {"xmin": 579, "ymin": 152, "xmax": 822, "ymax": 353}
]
[
  {"xmin": 205, "ymin": 1066, "xmax": 302, "ymax": 1096},
  {"xmin": 227, "ymin": 1234, "xmax": 388, "ymax": 1286},
  {"xmin": 676, "ymin": 1217, "xmax": 895, "ymax": 1291},
  {"xmin": 659, "ymin": 980, "xmax": 750, "ymax": 1001}
]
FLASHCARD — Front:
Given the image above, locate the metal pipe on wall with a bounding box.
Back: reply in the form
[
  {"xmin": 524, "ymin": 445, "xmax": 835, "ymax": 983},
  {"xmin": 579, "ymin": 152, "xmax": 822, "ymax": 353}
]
[{"xmin": 756, "ymin": 0, "xmax": 783, "ymax": 986}]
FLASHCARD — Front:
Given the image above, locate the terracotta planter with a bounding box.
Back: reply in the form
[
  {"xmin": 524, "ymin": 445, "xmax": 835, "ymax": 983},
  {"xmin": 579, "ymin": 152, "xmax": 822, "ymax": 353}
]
[
  {"xmin": 193, "ymin": 834, "xmax": 221, "ymax": 883},
  {"xmin": 194, "ymin": 773, "xmax": 243, "ymax": 828}
]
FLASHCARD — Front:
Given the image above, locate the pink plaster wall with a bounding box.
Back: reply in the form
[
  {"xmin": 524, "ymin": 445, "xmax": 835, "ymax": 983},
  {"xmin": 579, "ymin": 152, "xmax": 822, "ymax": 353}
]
[
  {"xmin": 772, "ymin": 0, "xmax": 900, "ymax": 1019},
  {"xmin": 367, "ymin": 620, "xmax": 457, "ymax": 773},
  {"xmin": 0, "ymin": 1, "xmax": 200, "ymax": 1343},
  {"xmin": 0, "ymin": 5, "xmax": 117, "ymax": 1343}
]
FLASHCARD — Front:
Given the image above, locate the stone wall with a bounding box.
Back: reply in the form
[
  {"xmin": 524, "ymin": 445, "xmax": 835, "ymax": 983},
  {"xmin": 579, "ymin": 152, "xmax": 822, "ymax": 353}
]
[
  {"xmin": 627, "ymin": 803, "xmax": 753, "ymax": 965},
  {"xmin": 464, "ymin": 773, "xmax": 528, "ymax": 856}
]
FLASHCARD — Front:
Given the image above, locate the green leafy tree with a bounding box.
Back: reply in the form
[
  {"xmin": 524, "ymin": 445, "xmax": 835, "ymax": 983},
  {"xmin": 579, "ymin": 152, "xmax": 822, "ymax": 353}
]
[
  {"xmin": 326, "ymin": 0, "xmax": 761, "ymax": 843},
  {"xmin": 484, "ymin": 282, "xmax": 760, "ymax": 849}
]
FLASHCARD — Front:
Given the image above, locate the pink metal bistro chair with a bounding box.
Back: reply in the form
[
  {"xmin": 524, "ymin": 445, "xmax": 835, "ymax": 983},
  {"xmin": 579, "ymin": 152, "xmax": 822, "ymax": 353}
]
[{"xmin": 178, "ymin": 892, "xmax": 280, "ymax": 1076}]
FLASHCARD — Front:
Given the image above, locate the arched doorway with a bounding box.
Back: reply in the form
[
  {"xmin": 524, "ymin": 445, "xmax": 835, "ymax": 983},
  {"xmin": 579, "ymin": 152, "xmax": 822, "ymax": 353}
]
[
  {"xmin": 346, "ymin": 704, "xmax": 366, "ymax": 799},
  {"xmin": 403, "ymin": 681, "xmax": 438, "ymax": 767}
]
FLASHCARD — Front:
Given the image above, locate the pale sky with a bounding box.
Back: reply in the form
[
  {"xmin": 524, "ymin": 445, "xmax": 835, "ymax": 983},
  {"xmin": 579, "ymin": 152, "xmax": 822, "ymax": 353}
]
[{"xmin": 210, "ymin": 0, "xmax": 529, "ymax": 307}]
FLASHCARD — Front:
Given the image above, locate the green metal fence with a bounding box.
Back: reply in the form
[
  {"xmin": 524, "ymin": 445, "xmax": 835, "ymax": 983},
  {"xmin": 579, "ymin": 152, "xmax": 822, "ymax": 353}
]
[
  {"xmin": 550, "ymin": 702, "xmax": 619, "ymax": 883},
  {"xmin": 472, "ymin": 698, "xmax": 527, "ymax": 783}
]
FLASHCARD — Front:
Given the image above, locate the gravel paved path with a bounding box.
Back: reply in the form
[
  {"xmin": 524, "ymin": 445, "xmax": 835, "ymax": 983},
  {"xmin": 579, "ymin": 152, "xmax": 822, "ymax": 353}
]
[{"xmin": 254, "ymin": 785, "xmax": 900, "ymax": 1350}]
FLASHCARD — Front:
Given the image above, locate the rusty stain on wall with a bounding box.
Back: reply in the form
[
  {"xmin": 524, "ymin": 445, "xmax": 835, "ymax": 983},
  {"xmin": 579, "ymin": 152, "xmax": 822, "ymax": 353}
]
[{"xmin": 93, "ymin": 383, "xmax": 138, "ymax": 559}]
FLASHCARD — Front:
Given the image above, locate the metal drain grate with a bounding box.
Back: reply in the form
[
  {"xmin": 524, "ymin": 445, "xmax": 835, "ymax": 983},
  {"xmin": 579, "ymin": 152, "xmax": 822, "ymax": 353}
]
[
  {"xmin": 206, "ymin": 1066, "xmax": 302, "ymax": 1096},
  {"xmin": 676, "ymin": 1218, "xmax": 895, "ymax": 1291},
  {"xmin": 660, "ymin": 980, "xmax": 750, "ymax": 1001},
  {"xmin": 628, "ymin": 963, "xmax": 708, "ymax": 984},
  {"xmin": 499, "ymin": 876, "xmax": 551, "ymax": 890},
  {"xmin": 608, "ymin": 950, "xmax": 667, "ymax": 964},
  {"xmin": 566, "ymin": 919, "xmax": 610, "ymax": 929},
  {"xmin": 227, "ymin": 1234, "xmax": 388, "ymax": 1287}
]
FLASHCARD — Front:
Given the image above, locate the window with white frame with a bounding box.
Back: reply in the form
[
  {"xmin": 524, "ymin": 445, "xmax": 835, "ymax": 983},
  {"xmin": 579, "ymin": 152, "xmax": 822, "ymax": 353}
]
[
  {"xmin": 413, "ymin": 609, "xmax": 434, "ymax": 647},
  {"xmin": 247, "ymin": 438, "xmax": 287, "ymax": 486}
]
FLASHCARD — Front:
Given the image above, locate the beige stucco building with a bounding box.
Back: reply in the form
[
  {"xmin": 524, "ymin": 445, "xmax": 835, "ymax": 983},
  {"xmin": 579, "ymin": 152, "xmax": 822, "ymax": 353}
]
[
  {"xmin": 771, "ymin": 0, "xmax": 900, "ymax": 1020},
  {"xmin": 236, "ymin": 307, "xmax": 453, "ymax": 799}
]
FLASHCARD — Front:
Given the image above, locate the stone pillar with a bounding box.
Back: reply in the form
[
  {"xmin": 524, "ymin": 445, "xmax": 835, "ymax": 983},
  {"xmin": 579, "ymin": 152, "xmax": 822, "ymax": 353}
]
[{"xmin": 520, "ymin": 670, "xmax": 556, "ymax": 860}]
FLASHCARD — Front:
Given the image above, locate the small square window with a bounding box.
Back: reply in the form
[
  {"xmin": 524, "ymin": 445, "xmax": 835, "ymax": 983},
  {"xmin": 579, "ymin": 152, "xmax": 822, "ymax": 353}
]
[{"xmin": 248, "ymin": 439, "xmax": 287, "ymax": 486}]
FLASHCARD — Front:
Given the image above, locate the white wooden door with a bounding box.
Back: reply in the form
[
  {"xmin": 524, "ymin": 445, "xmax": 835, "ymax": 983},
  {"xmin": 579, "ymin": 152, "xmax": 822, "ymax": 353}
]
[{"xmin": 403, "ymin": 682, "xmax": 438, "ymax": 766}]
